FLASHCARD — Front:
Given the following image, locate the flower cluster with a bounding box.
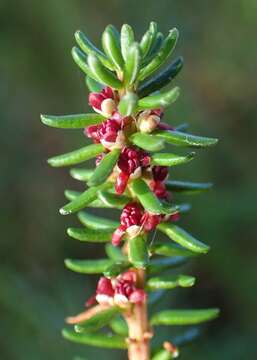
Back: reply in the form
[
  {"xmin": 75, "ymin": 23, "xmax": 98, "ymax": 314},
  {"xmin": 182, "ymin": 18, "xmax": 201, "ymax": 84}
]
[
  {"xmin": 84, "ymin": 87, "xmax": 180, "ymax": 246},
  {"xmin": 86, "ymin": 270, "xmax": 146, "ymax": 308},
  {"xmin": 112, "ymin": 201, "xmax": 180, "ymax": 246}
]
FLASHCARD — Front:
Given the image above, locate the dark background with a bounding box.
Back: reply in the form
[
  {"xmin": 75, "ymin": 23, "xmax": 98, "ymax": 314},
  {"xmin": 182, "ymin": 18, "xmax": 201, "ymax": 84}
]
[{"xmin": 1, "ymin": 1, "xmax": 257, "ymax": 359}]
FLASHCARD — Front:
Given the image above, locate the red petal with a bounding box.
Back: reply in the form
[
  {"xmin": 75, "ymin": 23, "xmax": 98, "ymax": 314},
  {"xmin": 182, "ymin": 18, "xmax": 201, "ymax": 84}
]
[
  {"xmin": 88, "ymin": 93, "xmax": 104, "ymax": 110},
  {"xmin": 115, "ymin": 172, "xmax": 129, "ymax": 195},
  {"xmin": 96, "ymin": 277, "xmax": 114, "ymax": 297},
  {"xmin": 112, "ymin": 226, "xmax": 126, "ymax": 246},
  {"xmin": 85, "ymin": 294, "xmax": 97, "ymax": 307},
  {"xmin": 129, "ymin": 289, "xmax": 147, "ymax": 304}
]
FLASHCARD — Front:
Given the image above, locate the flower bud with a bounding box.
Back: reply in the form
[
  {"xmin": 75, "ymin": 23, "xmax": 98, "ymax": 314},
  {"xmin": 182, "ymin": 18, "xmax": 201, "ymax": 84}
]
[
  {"xmin": 101, "ymin": 98, "xmax": 116, "ymax": 117},
  {"xmin": 88, "ymin": 86, "xmax": 116, "ymax": 117},
  {"xmin": 129, "ymin": 289, "xmax": 147, "ymax": 304},
  {"xmin": 138, "ymin": 111, "xmax": 160, "ymax": 133}
]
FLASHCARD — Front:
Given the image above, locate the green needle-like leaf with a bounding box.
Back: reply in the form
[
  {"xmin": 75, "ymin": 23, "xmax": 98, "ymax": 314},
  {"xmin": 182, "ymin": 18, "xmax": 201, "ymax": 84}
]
[
  {"xmin": 152, "ymin": 349, "xmax": 173, "ymax": 360},
  {"xmin": 62, "ymin": 328, "xmax": 126, "ymax": 349},
  {"xmin": 64, "ymin": 190, "xmax": 81, "ymax": 201},
  {"xmin": 147, "ymin": 274, "xmax": 196, "ymax": 291},
  {"xmin": 85, "ymin": 76, "xmax": 104, "ymax": 92},
  {"xmin": 60, "ymin": 182, "xmax": 112, "ymax": 215},
  {"xmin": 118, "ymin": 92, "xmax": 138, "ymax": 116},
  {"xmin": 102, "ymin": 25, "xmax": 124, "ymax": 71},
  {"xmin": 87, "ymin": 149, "xmax": 120, "ymax": 187},
  {"xmin": 130, "ymin": 132, "xmax": 165, "ymax": 152},
  {"xmin": 48, "ymin": 144, "xmax": 104, "ymax": 168},
  {"xmin": 150, "ymin": 308, "xmax": 220, "ymax": 326},
  {"xmin": 71, "ymin": 47, "xmax": 99, "ymax": 81},
  {"xmin": 78, "ymin": 211, "xmax": 119, "ymax": 230},
  {"xmin": 140, "ymin": 22, "xmax": 158, "ymax": 58},
  {"xmin": 154, "ymin": 130, "xmax": 218, "ymax": 147},
  {"xmin": 138, "ymin": 56, "xmax": 183, "ymax": 97},
  {"xmin": 110, "ymin": 316, "xmax": 128, "ymax": 336},
  {"xmin": 75, "ymin": 307, "xmax": 120, "ymax": 333},
  {"xmin": 64, "ymin": 258, "xmax": 113, "ymax": 274},
  {"xmin": 151, "ymin": 152, "xmax": 195, "ymax": 167},
  {"xmin": 157, "ymin": 223, "xmax": 210, "ymax": 254},
  {"xmin": 87, "ymin": 53, "xmax": 123, "ymax": 89},
  {"xmin": 139, "ymin": 28, "xmax": 179, "ymax": 80},
  {"xmin": 105, "ymin": 244, "xmax": 126, "ymax": 262},
  {"xmin": 104, "ymin": 261, "xmax": 130, "ymax": 278},
  {"xmin": 41, "ymin": 113, "xmax": 104, "ymax": 129},
  {"xmin": 75, "ymin": 30, "xmax": 115, "ymax": 70},
  {"xmin": 70, "ymin": 168, "xmax": 94, "ymax": 181},
  {"xmin": 67, "ymin": 227, "xmax": 113, "ymax": 242},
  {"xmin": 128, "ymin": 235, "xmax": 149, "ymax": 268},
  {"xmin": 151, "ymin": 242, "xmax": 196, "ymax": 257},
  {"xmin": 120, "ymin": 24, "xmax": 135, "ymax": 61},
  {"xmin": 123, "ymin": 42, "xmax": 141, "ymax": 87},
  {"xmin": 166, "ymin": 180, "xmax": 213, "ymax": 194},
  {"xmin": 97, "ymin": 191, "xmax": 130, "ymax": 209},
  {"xmin": 142, "ymin": 32, "xmax": 164, "ymax": 66},
  {"xmin": 130, "ymin": 178, "xmax": 177, "ymax": 215},
  {"xmin": 138, "ymin": 87, "xmax": 180, "ymax": 109}
]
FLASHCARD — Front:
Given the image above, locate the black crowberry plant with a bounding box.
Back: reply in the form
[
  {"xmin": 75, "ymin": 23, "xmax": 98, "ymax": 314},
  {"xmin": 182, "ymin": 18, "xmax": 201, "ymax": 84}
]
[{"xmin": 41, "ymin": 22, "xmax": 219, "ymax": 360}]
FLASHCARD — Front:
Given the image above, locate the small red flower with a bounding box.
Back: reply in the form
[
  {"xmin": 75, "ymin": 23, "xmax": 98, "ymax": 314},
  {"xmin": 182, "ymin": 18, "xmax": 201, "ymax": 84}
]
[
  {"xmin": 152, "ymin": 166, "xmax": 169, "ymax": 182},
  {"xmin": 149, "ymin": 180, "xmax": 169, "ymax": 199},
  {"xmin": 120, "ymin": 202, "xmax": 143, "ymax": 228},
  {"xmin": 141, "ymin": 212, "xmax": 162, "ymax": 231},
  {"xmin": 112, "ymin": 202, "xmax": 143, "ymax": 246},
  {"xmin": 85, "ymin": 117, "xmax": 125, "ymax": 150},
  {"xmin": 87, "ymin": 271, "xmax": 147, "ymax": 308},
  {"xmin": 88, "ymin": 87, "xmax": 116, "ymax": 117},
  {"xmin": 115, "ymin": 147, "xmax": 151, "ymax": 194}
]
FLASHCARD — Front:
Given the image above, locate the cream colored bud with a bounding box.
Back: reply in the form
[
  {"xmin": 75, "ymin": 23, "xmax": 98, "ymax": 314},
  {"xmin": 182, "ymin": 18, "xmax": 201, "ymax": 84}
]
[
  {"xmin": 96, "ymin": 294, "xmax": 114, "ymax": 306},
  {"xmin": 114, "ymin": 294, "xmax": 129, "ymax": 308},
  {"xmin": 101, "ymin": 98, "xmax": 116, "ymax": 117},
  {"xmin": 138, "ymin": 114, "xmax": 160, "ymax": 133},
  {"xmin": 126, "ymin": 225, "xmax": 141, "ymax": 239},
  {"xmin": 101, "ymin": 130, "xmax": 126, "ymax": 150},
  {"xmin": 129, "ymin": 166, "xmax": 142, "ymax": 180}
]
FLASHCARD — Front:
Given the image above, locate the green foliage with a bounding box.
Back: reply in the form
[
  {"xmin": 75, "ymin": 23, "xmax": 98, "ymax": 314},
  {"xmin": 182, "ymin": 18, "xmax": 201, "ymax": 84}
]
[
  {"xmin": 62, "ymin": 329, "xmax": 126, "ymax": 349},
  {"xmin": 74, "ymin": 307, "xmax": 120, "ymax": 333},
  {"xmin": 128, "ymin": 235, "xmax": 149, "ymax": 268},
  {"xmin": 150, "ymin": 308, "xmax": 220, "ymax": 326},
  {"xmin": 87, "ymin": 149, "xmax": 120, "ymax": 187}
]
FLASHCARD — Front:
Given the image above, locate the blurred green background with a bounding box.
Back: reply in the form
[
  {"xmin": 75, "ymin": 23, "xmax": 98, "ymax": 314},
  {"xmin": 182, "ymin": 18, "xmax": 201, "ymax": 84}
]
[{"xmin": 1, "ymin": 0, "xmax": 257, "ymax": 359}]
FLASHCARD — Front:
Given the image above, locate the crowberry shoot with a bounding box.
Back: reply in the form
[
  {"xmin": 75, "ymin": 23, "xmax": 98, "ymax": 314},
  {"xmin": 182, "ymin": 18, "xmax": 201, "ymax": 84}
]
[{"xmin": 42, "ymin": 22, "xmax": 219, "ymax": 360}]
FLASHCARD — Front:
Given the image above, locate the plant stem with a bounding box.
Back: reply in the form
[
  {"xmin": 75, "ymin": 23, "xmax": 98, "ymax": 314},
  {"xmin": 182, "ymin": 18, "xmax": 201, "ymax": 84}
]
[{"xmin": 125, "ymin": 269, "xmax": 151, "ymax": 360}]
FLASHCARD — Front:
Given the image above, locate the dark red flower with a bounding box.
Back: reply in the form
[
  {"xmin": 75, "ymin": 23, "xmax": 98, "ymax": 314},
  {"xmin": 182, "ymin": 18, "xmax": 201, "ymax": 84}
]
[
  {"xmin": 141, "ymin": 212, "xmax": 162, "ymax": 231},
  {"xmin": 88, "ymin": 87, "xmax": 116, "ymax": 117},
  {"xmin": 96, "ymin": 277, "xmax": 114, "ymax": 297},
  {"xmin": 115, "ymin": 148, "xmax": 151, "ymax": 194},
  {"xmin": 149, "ymin": 180, "xmax": 169, "ymax": 199},
  {"xmin": 152, "ymin": 166, "xmax": 169, "ymax": 182},
  {"xmin": 120, "ymin": 202, "xmax": 143, "ymax": 228},
  {"xmin": 85, "ymin": 118, "xmax": 125, "ymax": 150},
  {"xmin": 112, "ymin": 202, "xmax": 143, "ymax": 246}
]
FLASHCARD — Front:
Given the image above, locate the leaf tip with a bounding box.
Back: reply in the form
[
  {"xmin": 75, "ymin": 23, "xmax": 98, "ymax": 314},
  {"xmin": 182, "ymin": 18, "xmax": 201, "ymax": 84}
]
[{"xmin": 60, "ymin": 207, "xmax": 70, "ymax": 215}]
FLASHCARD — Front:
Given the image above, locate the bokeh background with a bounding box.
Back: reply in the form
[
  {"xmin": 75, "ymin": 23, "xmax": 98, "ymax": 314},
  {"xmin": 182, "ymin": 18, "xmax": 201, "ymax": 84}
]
[{"xmin": 1, "ymin": 1, "xmax": 257, "ymax": 359}]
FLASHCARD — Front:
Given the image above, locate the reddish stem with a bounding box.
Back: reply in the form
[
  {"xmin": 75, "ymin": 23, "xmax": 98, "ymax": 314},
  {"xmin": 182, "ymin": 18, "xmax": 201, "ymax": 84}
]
[{"xmin": 124, "ymin": 269, "xmax": 151, "ymax": 360}]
